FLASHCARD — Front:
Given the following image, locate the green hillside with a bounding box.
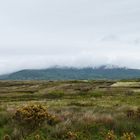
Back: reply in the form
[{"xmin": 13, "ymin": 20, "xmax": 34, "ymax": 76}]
[{"xmin": 1, "ymin": 67, "xmax": 140, "ymax": 80}]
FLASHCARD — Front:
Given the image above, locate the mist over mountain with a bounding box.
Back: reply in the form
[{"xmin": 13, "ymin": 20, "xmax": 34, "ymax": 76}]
[
  {"xmin": 1, "ymin": 65, "xmax": 140, "ymax": 80},
  {"xmin": 0, "ymin": 0, "xmax": 140, "ymax": 74}
]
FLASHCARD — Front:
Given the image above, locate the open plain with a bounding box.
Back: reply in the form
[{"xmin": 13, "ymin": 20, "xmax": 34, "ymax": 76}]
[{"xmin": 0, "ymin": 80, "xmax": 140, "ymax": 140}]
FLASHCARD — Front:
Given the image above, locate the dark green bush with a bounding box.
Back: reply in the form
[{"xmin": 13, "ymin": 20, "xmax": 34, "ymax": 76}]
[{"xmin": 46, "ymin": 91, "xmax": 64, "ymax": 99}]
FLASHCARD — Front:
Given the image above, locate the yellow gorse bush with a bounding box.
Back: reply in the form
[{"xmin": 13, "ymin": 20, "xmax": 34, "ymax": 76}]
[
  {"xmin": 105, "ymin": 130, "xmax": 117, "ymax": 140},
  {"xmin": 13, "ymin": 104, "xmax": 58, "ymax": 129},
  {"xmin": 14, "ymin": 104, "xmax": 48, "ymax": 126},
  {"xmin": 66, "ymin": 131, "xmax": 77, "ymax": 140},
  {"xmin": 34, "ymin": 134, "xmax": 41, "ymax": 140},
  {"xmin": 121, "ymin": 132, "xmax": 136, "ymax": 140}
]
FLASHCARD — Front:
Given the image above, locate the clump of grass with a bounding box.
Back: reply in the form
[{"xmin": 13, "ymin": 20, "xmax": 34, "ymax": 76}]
[
  {"xmin": 77, "ymin": 90, "xmax": 104, "ymax": 98},
  {"xmin": 88, "ymin": 91, "xmax": 104, "ymax": 98},
  {"xmin": 45, "ymin": 90, "xmax": 64, "ymax": 99},
  {"xmin": 126, "ymin": 109, "xmax": 135, "ymax": 118},
  {"xmin": 3, "ymin": 134, "xmax": 11, "ymax": 140},
  {"xmin": 0, "ymin": 112, "xmax": 10, "ymax": 127},
  {"xmin": 126, "ymin": 107, "xmax": 140, "ymax": 119},
  {"xmin": 34, "ymin": 134, "xmax": 41, "ymax": 140},
  {"xmin": 136, "ymin": 107, "xmax": 140, "ymax": 119},
  {"xmin": 69, "ymin": 101, "xmax": 94, "ymax": 107}
]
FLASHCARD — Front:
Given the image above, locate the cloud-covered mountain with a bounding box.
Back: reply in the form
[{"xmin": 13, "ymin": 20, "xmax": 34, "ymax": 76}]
[{"xmin": 1, "ymin": 66, "xmax": 140, "ymax": 80}]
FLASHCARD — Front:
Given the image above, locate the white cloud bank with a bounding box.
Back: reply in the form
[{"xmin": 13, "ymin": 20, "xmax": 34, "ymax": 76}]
[{"xmin": 0, "ymin": 0, "xmax": 140, "ymax": 74}]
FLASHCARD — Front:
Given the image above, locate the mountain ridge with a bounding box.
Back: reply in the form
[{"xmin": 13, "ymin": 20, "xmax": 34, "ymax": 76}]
[{"xmin": 0, "ymin": 65, "xmax": 140, "ymax": 80}]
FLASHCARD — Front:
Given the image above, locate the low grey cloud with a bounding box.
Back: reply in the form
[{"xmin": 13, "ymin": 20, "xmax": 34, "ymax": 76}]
[{"xmin": 0, "ymin": 0, "xmax": 140, "ymax": 74}]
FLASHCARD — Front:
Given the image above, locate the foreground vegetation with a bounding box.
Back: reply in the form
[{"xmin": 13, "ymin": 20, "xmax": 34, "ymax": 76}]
[{"xmin": 0, "ymin": 80, "xmax": 140, "ymax": 140}]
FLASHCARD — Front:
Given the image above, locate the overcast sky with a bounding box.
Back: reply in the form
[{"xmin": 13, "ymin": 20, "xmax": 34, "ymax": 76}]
[{"xmin": 0, "ymin": 0, "xmax": 140, "ymax": 74}]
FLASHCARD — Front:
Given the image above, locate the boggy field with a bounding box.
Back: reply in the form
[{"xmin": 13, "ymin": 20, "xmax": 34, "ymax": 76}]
[{"xmin": 0, "ymin": 80, "xmax": 140, "ymax": 140}]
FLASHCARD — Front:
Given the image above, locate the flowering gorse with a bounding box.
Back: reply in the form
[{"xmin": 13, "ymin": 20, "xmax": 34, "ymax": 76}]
[
  {"xmin": 105, "ymin": 130, "xmax": 117, "ymax": 140},
  {"xmin": 121, "ymin": 132, "xmax": 136, "ymax": 140},
  {"xmin": 14, "ymin": 104, "xmax": 49, "ymax": 129}
]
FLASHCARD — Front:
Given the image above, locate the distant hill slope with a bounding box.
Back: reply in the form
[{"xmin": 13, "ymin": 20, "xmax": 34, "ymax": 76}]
[{"xmin": 1, "ymin": 66, "xmax": 140, "ymax": 80}]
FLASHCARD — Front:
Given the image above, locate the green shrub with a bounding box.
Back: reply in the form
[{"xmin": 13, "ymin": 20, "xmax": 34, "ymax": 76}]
[{"xmin": 46, "ymin": 90, "xmax": 64, "ymax": 99}]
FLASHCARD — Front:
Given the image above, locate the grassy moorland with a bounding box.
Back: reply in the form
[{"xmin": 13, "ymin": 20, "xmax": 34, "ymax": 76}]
[{"xmin": 0, "ymin": 80, "xmax": 140, "ymax": 140}]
